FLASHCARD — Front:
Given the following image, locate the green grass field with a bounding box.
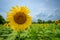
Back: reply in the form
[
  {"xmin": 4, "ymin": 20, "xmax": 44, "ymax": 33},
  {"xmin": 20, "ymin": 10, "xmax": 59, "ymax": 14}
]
[{"xmin": 0, "ymin": 23, "xmax": 60, "ymax": 40}]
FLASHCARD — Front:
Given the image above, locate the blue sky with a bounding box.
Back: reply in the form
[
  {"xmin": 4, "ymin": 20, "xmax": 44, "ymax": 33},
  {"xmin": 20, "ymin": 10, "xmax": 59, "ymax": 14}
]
[{"xmin": 0, "ymin": 0, "xmax": 60, "ymax": 21}]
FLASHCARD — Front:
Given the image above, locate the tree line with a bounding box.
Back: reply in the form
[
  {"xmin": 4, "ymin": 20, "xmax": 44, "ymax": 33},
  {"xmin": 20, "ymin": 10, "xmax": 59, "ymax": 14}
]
[{"xmin": 32, "ymin": 19, "xmax": 60, "ymax": 24}]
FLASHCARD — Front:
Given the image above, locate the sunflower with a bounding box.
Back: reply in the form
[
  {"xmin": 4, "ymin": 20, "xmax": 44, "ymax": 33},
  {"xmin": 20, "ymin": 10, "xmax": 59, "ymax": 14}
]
[{"xmin": 7, "ymin": 6, "xmax": 32, "ymax": 31}]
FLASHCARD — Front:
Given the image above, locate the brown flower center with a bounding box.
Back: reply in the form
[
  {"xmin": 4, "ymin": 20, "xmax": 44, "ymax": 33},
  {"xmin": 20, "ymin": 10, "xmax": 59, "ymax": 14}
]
[{"xmin": 14, "ymin": 12, "xmax": 26, "ymax": 24}]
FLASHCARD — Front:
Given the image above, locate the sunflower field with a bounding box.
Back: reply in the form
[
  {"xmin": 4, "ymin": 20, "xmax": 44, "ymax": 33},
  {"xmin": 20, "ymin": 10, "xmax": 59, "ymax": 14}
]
[
  {"xmin": 0, "ymin": 24, "xmax": 60, "ymax": 40},
  {"xmin": 0, "ymin": 6, "xmax": 60, "ymax": 40}
]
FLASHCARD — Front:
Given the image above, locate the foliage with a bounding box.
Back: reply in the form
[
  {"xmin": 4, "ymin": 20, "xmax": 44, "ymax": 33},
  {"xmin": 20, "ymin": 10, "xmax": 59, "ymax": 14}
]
[
  {"xmin": 32, "ymin": 21, "xmax": 37, "ymax": 24},
  {"xmin": 0, "ymin": 25, "xmax": 13, "ymax": 40},
  {"xmin": 0, "ymin": 24, "xmax": 60, "ymax": 40},
  {"xmin": 46, "ymin": 20, "xmax": 52, "ymax": 23},
  {"xmin": 37, "ymin": 19, "xmax": 42, "ymax": 24},
  {"xmin": 0, "ymin": 15, "xmax": 6, "ymax": 24}
]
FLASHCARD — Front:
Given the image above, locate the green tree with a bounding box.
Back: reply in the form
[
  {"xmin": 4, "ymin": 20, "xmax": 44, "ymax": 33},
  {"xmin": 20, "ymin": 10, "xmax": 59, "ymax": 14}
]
[
  {"xmin": 0, "ymin": 15, "xmax": 5, "ymax": 24},
  {"xmin": 46, "ymin": 20, "xmax": 52, "ymax": 23},
  {"xmin": 37, "ymin": 19, "xmax": 42, "ymax": 24},
  {"xmin": 42, "ymin": 20, "xmax": 45, "ymax": 23}
]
